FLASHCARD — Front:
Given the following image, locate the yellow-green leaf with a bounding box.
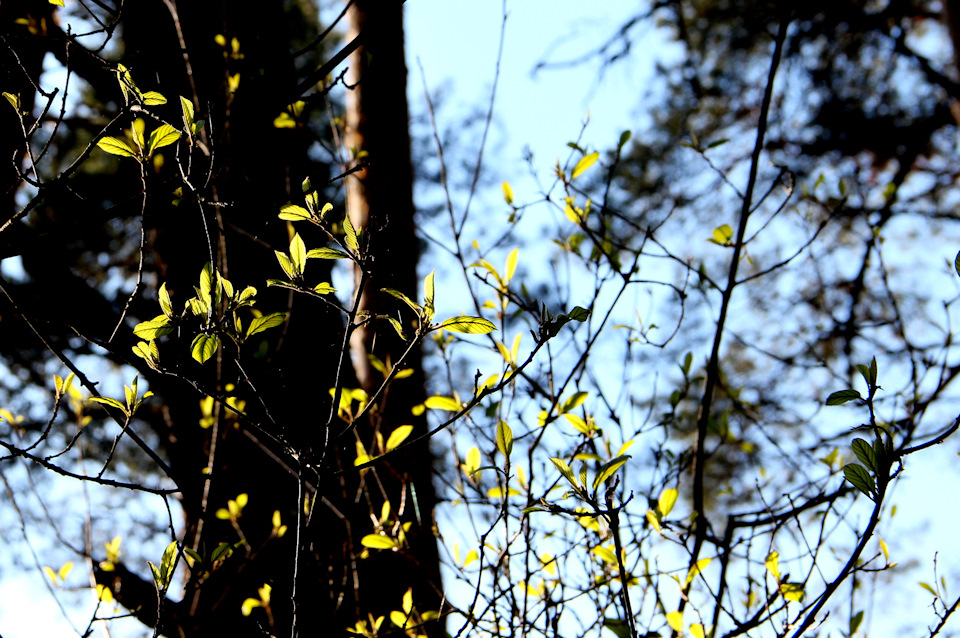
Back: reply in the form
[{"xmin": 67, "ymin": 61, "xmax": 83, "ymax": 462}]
[
  {"xmin": 496, "ymin": 420, "xmax": 513, "ymax": 458},
  {"xmin": 361, "ymin": 534, "xmax": 398, "ymax": 550},
  {"xmin": 592, "ymin": 545, "xmax": 617, "ymax": 564},
  {"xmin": 97, "ymin": 136, "xmax": 137, "ymax": 158},
  {"xmin": 439, "ymin": 316, "xmax": 497, "ymax": 334},
  {"xmin": 710, "ymin": 224, "xmax": 734, "ymax": 246},
  {"xmin": 658, "ymin": 487, "xmax": 678, "ymax": 518},
  {"xmin": 133, "ymin": 315, "xmax": 174, "ymax": 340},
  {"xmin": 780, "ymin": 582, "xmax": 805, "ymax": 603},
  {"xmin": 343, "ymin": 215, "xmax": 359, "ymax": 251},
  {"xmin": 279, "ymin": 205, "xmax": 311, "ymax": 221},
  {"xmin": 385, "ymin": 425, "xmax": 413, "ymax": 452},
  {"xmin": 191, "ymin": 333, "xmax": 219, "ymax": 364},
  {"xmin": 141, "ymin": 91, "xmax": 167, "ymax": 106},
  {"xmin": 572, "ymin": 151, "xmax": 599, "ymax": 179},
  {"xmin": 246, "ymin": 312, "xmax": 286, "ymax": 338},
  {"xmin": 685, "ymin": 557, "xmax": 712, "ymax": 586},
  {"xmin": 665, "ymin": 611, "xmax": 684, "ymax": 633},
  {"xmin": 147, "ymin": 124, "xmax": 181, "ymax": 156},
  {"xmin": 765, "ymin": 550, "xmax": 780, "ymax": 580},
  {"xmin": 424, "ymin": 396, "xmax": 461, "ymax": 412},
  {"xmin": 502, "ymin": 181, "xmax": 514, "ymax": 205},
  {"xmin": 504, "ymin": 248, "xmax": 519, "ymax": 284}
]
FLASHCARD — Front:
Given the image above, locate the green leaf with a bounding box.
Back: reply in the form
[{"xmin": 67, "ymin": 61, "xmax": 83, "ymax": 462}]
[
  {"xmin": 97, "ymin": 136, "xmax": 137, "ymax": 158},
  {"xmin": 158, "ymin": 283, "xmax": 173, "ymax": 318},
  {"xmin": 146, "ymin": 124, "xmax": 181, "ymax": 156},
  {"xmin": 306, "ymin": 247, "xmax": 349, "ymax": 260},
  {"xmin": 246, "ymin": 312, "xmax": 286, "ymax": 338},
  {"xmin": 343, "ymin": 215, "xmax": 359, "ymax": 252},
  {"xmin": 191, "ymin": 333, "xmax": 219, "ymax": 364},
  {"xmin": 360, "ymin": 534, "xmax": 398, "ymax": 550},
  {"xmin": 496, "ymin": 420, "xmax": 513, "ymax": 458},
  {"xmin": 843, "ymin": 463, "xmax": 875, "ymax": 498},
  {"xmin": 851, "ymin": 438, "xmax": 876, "ymax": 472},
  {"xmin": 571, "ymin": 151, "xmax": 599, "ymax": 179},
  {"xmin": 385, "ymin": 425, "xmax": 413, "ymax": 452},
  {"xmin": 439, "ymin": 316, "xmax": 497, "ymax": 334},
  {"xmin": 617, "ymin": 130, "xmax": 632, "ymax": 150},
  {"xmin": 424, "ymin": 396, "xmax": 461, "ymax": 412},
  {"xmin": 603, "ymin": 617, "xmax": 632, "ymax": 638},
  {"xmin": 279, "ymin": 205, "xmax": 311, "ymax": 221},
  {"xmin": 133, "ymin": 315, "xmax": 174, "ymax": 340},
  {"xmin": 826, "ymin": 389, "xmax": 862, "ymax": 406},
  {"xmin": 289, "ymin": 234, "xmax": 306, "ymax": 276},
  {"xmin": 850, "ymin": 610, "xmax": 864, "ymax": 636},
  {"xmin": 313, "ymin": 282, "xmax": 336, "ymax": 295},
  {"xmin": 141, "ymin": 91, "xmax": 167, "ymax": 106},
  {"xmin": 593, "ymin": 455, "xmax": 630, "ymax": 491}
]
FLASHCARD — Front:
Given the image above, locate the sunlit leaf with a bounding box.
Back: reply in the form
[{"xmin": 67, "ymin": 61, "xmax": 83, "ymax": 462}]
[
  {"xmin": 439, "ymin": 316, "xmax": 496, "ymax": 334},
  {"xmin": 502, "ymin": 181, "xmax": 514, "ymax": 205},
  {"xmin": 385, "ymin": 425, "xmax": 413, "ymax": 452},
  {"xmin": 593, "ymin": 455, "xmax": 630, "ymax": 491},
  {"xmin": 97, "ymin": 136, "xmax": 137, "ymax": 158},
  {"xmin": 592, "ymin": 545, "xmax": 617, "ymax": 564},
  {"xmin": 343, "ymin": 215, "xmax": 359, "ymax": 251},
  {"xmin": 780, "ymin": 582, "xmax": 805, "ymax": 603},
  {"xmin": 279, "ymin": 205, "xmax": 311, "ymax": 221},
  {"xmin": 685, "ymin": 557, "xmax": 711, "ymax": 586},
  {"xmin": 246, "ymin": 312, "xmax": 286, "ymax": 338},
  {"xmin": 424, "ymin": 396, "xmax": 461, "ymax": 412},
  {"xmin": 141, "ymin": 91, "xmax": 167, "ymax": 106},
  {"xmin": 146, "ymin": 124, "xmax": 181, "ymax": 156},
  {"xmin": 191, "ymin": 333, "xmax": 219, "ymax": 364},
  {"xmin": 133, "ymin": 315, "xmax": 174, "ymax": 340},
  {"xmin": 658, "ymin": 487, "xmax": 678, "ymax": 518},
  {"xmin": 496, "ymin": 420, "xmax": 513, "ymax": 458},
  {"xmin": 361, "ymin": 534, "xmax": 398, "ymax": 550},
  {"xmin": 765, "ymin": 550, "xmax": 780, "ymax": 581},
  {"xmin": 666, "ymin": 611, "xmax": 684, "ymax": 633},
  {"xmin": 504, "ymin": 248, "xmax": 519, "ymax": 284},
  {"xmin": 289, "ymin": 233, "xmax": 306, "ymax": 276},
  {"xmin": 307, "ymin": 247, "xmax": 348, "ymax": 259},
  {"xmin": 571, "ymin": 151, "xmax": 599, "ymax": 179}
]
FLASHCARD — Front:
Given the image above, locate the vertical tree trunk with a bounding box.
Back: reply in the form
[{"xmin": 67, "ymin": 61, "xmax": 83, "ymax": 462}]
[{"xmin": 343, "ymin": 0, "xmax": 444, "ymax": 632}]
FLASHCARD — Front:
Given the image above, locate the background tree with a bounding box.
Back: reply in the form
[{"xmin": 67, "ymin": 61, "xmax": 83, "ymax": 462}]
[{"xmin": 0, "ymin": 0, "xmax": 443, "ymax": 636}]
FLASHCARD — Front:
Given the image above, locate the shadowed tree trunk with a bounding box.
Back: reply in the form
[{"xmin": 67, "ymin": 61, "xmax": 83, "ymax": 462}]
[{"xmin": 1, "ymin": 0, "xmax": 442, "ymax": 635}]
